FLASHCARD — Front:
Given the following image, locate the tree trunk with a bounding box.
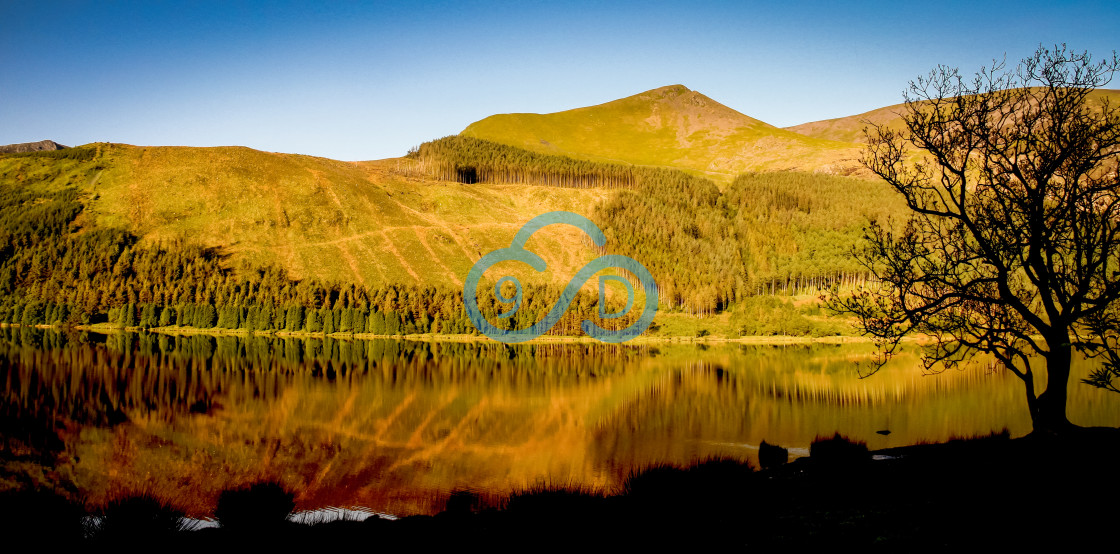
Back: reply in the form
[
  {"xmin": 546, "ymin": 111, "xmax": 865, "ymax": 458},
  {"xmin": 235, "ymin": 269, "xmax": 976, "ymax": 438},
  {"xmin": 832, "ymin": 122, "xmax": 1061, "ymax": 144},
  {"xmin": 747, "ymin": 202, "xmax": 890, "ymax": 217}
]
[{"xmin": 1033, "ymin": 339, "xmax": 1074, "ymax": 434}]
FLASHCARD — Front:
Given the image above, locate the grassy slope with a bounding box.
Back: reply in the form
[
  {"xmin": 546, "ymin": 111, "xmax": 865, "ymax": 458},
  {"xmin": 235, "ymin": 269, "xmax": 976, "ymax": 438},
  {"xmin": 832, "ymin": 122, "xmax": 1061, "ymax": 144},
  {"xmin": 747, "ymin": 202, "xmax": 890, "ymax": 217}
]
[
  {"xmin": 461, "ymin": 85, "xmax": 866, "ymax": 180},
  {"xmin": 0, "ymin": 142, "xmax": 882, "ymax": 338},
  {"xmin": 3, "ymin": 143, "xmax": 610, "ymax": 291},
  {"xmin": 786, "ymin": 88, "xmax": 1120, "ymax": 143}
]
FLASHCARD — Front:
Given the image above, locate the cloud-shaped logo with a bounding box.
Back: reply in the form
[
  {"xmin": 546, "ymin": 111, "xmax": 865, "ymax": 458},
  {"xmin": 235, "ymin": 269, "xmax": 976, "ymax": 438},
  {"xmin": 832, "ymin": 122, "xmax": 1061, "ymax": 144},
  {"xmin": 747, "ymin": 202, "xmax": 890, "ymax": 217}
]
[{"xmin": 464, "ymin": 211, "xmax": 657, "ymax": 343}]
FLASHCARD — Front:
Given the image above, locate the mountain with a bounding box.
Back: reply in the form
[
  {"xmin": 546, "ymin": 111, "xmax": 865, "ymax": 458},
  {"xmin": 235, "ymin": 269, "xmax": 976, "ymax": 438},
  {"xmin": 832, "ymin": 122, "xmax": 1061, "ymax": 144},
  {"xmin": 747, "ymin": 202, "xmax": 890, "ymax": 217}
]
[
  {"xmin": 3, "ymin": 85, "xmax": 1114, "ymax": 334},
  {"xmin": 0, "ymin": 139, "xmax": 68, "ymax": 153},
  {"xmin": 0, "ymin": 85, "xmax": 918, "ymax": 331},
  {"xmin": 785, "ymin": 88, "xmax": 1120, "ymax": 143},
  {"xmin": 784, "ymin": 102, "xmax": 912, "ymax": 144},
  {"xmin": 462, "ymin": 85, "xmax": 865, "ymax": 179}
]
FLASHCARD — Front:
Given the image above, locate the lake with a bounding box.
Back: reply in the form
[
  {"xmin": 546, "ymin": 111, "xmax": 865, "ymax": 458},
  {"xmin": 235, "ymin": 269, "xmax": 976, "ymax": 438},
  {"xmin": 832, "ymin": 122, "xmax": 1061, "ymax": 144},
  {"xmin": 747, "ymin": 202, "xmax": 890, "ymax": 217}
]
[{"xmin": 2, "ymin": 327, "xmax": 1117, "ymax": 517}]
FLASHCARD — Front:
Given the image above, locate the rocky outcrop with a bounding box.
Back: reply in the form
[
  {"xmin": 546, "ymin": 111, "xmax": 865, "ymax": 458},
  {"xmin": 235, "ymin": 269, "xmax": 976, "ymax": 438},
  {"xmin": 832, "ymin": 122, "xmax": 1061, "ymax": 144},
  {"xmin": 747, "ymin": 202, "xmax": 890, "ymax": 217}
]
[{"xmin": 0, "ymin": 140, "xmax": 68, "ymax": 153}]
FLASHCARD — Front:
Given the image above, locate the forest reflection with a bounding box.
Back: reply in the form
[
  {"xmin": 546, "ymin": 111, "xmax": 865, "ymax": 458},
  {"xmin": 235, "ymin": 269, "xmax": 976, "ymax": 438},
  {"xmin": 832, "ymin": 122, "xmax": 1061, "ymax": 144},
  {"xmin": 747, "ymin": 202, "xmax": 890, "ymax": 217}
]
[{"xmin": 2, "ymin": 328, "xmax": 1117, "ymax": 517}]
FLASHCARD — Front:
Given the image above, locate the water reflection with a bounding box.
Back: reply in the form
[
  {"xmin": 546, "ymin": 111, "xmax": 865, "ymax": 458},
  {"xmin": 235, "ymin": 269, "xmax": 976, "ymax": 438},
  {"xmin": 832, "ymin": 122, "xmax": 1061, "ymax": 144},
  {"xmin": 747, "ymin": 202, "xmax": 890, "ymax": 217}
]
[{"xmin": 1, "ymin": 328, "xmax": 1116, "ymax": 517}]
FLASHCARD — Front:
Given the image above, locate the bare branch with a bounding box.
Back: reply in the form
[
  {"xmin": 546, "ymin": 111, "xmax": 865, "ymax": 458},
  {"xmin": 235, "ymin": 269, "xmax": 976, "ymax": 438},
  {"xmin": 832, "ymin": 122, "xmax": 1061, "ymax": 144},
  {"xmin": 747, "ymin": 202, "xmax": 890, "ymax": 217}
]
[{"xmin": 830, "ymin": 45, "xmax": 1120, "ymax": 430}]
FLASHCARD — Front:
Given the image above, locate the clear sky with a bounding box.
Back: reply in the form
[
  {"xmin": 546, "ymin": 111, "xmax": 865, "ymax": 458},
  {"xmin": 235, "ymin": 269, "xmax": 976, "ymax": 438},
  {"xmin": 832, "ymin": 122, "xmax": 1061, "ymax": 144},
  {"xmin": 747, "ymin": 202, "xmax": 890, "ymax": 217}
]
[{"xmin": 2, "ymin": 1, "xmax": 1117, "ymax": 161}]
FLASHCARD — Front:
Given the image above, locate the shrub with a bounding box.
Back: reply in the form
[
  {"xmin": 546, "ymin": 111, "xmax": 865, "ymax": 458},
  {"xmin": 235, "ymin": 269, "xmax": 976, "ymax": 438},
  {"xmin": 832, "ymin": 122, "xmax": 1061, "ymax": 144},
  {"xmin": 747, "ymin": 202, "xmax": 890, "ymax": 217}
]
[
  {"xmin": 809, "ymin": 433, "xmax": 869, "ymax": 467},
  {"xmin": 758, "ymin": 439, "xmax": 789, "ymax": 470}
]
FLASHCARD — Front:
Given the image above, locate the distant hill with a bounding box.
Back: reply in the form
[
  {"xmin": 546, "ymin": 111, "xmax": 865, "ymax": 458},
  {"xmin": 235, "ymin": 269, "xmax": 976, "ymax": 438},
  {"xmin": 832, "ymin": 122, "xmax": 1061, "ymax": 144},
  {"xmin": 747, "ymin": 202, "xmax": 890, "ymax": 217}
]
[
  {"xmin": 784, "ymin": 102, "xmax": 911, "ymax": 144},
  {"xmin": 785, "ymin": 88, "xmax": 1120, "ymax": 143},
  {"xmin": 0, "ymin": 139, "xmax": 68, "ymax": 153},
  {"xmin": 462, "ymin": 85, "xmax": 866, "ymax": 179}
]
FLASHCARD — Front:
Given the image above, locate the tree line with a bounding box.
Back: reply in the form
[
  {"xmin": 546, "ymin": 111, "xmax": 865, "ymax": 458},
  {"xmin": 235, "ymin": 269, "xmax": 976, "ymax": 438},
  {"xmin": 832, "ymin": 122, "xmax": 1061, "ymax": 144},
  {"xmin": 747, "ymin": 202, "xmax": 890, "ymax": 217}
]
[
  {"xmin": 411, "ymin": 136, "xmax": 908, "ymax": 315},
  {"xmin": 0, "ymin": 166, "xmax": 629, "ymax": 335},
  {"xmin": 2, "ymin": 139, "xmax": 906, "ymax": 328},
  {"xmin": 410, "ymin": 135, "xmax": 638, "ymax": 188}
]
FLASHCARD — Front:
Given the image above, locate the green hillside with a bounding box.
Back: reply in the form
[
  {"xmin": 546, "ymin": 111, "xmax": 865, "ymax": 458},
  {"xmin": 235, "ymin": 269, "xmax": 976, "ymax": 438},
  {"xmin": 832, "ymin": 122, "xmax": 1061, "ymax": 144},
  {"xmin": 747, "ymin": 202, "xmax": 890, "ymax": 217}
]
[
  {"xmin": 4, "ymin": 84, "xmax": 1113, "ymax": 338},
  {"xmin": 1, "ymin": 143, "xmax": 607, "ymax": 291},
  {"xmin": 0, "ymin": 82, "xmax": 930, "ymax": 338},
  {"xmin": 0, "ymin": 144, "xmax": 633, "ymax": 336},
  {"xmin": 0, "ymin": 138, "xmax": 905, "ymax": 337},
  {"xmin": 410, "ymin": 136, "xmax": 909, "ymax": 317},
  {"xmin": 462, "ymin": 85, "xmax": 866, "ymax": 179}
]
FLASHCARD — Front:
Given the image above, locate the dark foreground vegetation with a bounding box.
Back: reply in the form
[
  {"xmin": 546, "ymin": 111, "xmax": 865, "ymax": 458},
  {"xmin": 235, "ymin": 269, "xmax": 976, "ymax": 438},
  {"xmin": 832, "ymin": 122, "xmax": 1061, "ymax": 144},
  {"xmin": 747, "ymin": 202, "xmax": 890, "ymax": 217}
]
[{"xmin": 3, "ymin": 430, "xmax": 1117, "ymax": 550}]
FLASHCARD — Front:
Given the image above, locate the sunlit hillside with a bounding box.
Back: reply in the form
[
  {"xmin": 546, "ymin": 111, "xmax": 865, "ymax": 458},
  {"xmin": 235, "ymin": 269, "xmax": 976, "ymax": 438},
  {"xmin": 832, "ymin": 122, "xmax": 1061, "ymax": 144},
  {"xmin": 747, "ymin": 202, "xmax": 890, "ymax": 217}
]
[
  {"xmin": 785, "ymin": 88, "xmax": 1120, "ymax": 143},
  {"xmin": 462, "ymin": 85, "xmax": 866, "ymax": 180},
  {"xmin": 1, "ymin": 143, "xmax": 609, "ymax": 290},
  {"xmin": 1, "ymin": 136, "xmax": 907, "ymax": 330}
]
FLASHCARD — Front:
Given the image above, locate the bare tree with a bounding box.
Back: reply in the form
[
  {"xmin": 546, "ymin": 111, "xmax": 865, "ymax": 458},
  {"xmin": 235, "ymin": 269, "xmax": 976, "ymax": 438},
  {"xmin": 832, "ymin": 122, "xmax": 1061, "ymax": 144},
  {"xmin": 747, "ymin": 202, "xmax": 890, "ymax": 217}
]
[{"xmin": 831, "ymin": 45, "xmax": 1120, "ymax": 434}]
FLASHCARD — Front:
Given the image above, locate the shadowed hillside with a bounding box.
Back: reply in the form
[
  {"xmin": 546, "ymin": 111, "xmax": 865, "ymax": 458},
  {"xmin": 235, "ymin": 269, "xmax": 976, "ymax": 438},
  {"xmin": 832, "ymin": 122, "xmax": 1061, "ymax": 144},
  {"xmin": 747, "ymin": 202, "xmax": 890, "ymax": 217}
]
[{"xmin": 462, "ymin": 85, "xmax": 866, "ymax": 179}]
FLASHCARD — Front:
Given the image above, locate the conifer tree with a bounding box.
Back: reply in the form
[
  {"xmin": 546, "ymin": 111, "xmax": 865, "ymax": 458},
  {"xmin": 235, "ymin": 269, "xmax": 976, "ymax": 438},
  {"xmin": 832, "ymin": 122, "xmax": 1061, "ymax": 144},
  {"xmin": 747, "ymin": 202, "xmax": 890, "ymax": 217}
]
[
  {"xmin": 368, "ymin": 310, "xmax": 385, "ymax": 335},
  {"xmin": 306, "ymin": 308, "xmax": 321, "ymax": 333},
  {"xmin": 285, "ymin": 305, "xmax": 304, "ymax": 332},
  {"xmin": 139, "ymin": 303, "xmax": 157, "ymax": 328},
  {"xmin": 339, "ymin": 307, "xmax": 353, "ymax": 333},
  {"xmin": 256, "ymin": 305, "xmax": 273, "ymax": 331},
  {"xmin": 122, "ymin": 302, "xmax": 137, "ymax": 327}
]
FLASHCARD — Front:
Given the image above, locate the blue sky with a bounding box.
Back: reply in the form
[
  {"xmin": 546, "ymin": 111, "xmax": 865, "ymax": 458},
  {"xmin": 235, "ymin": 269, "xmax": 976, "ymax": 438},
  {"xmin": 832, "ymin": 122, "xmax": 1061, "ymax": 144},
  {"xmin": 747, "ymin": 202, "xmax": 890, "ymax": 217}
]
[{"xmin": 2, "ymin": 1, "xmax": 1117, "ymax": 160}]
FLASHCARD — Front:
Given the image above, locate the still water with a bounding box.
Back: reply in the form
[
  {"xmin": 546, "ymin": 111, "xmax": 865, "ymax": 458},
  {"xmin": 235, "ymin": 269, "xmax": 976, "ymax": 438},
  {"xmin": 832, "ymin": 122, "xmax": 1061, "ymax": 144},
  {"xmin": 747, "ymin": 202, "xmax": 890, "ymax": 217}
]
[{"xmin": 2, "ymin": 328, "xmax": 1117, "ymax": 516}]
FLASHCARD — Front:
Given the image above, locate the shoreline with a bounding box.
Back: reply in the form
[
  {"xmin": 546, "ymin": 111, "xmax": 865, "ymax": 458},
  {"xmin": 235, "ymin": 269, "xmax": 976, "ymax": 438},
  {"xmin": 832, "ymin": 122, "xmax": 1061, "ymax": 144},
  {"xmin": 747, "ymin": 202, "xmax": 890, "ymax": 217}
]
[{"xmin": 8, "ymin": 322, "xmax": 918, "ymax": 346}]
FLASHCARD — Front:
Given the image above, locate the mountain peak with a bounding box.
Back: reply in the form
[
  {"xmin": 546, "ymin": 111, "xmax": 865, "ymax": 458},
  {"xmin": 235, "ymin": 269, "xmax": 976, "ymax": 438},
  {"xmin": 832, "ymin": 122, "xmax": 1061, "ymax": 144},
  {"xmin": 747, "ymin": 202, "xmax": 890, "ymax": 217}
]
[
  {"xmin": 619, "ymin": 85, "xmax": 769, "ymax": 129},
  {"xmin": 461, "ymin": 86, "xmax": 861, "ymax": 177},
  {"xmin": 646, "ymin": 84, "xmax": 691, "ymax": 95}
]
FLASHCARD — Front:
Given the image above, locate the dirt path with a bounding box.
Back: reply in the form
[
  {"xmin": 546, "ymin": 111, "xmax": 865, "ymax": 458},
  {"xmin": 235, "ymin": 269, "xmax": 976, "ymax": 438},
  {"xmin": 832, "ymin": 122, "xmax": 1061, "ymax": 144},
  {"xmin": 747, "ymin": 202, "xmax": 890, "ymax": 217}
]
[
  {"xmin": 413, "ymin": 226, "xmax": 462, "ymax": 286},
  {"xmin": 309, "ymin": 168, "xmax": 346, "ymax": 210},
  {"xmin": 334, "ymin": 240, "xmax": 367, "ymax": 286},
  {"xmin": 379, "ymin": 189, "xmax": 489, "ymax": 262},
  {"xmin": 249, "ymin": 167, "xmax": 531, "ymax": 285},
  {"xmin": 349, "ymin": 234, "xmax": 390, "ymax": 283},
  {"xmin": 127, "ymin": 151, "xmax": 153, "ymax": 228},
  {"xmin": 291, "ymin": 229, "xmax": 386, "ymax": 248},
  {"xmin": 380, "ymin": 229, "xmax": 422, "ymax": 282}
]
